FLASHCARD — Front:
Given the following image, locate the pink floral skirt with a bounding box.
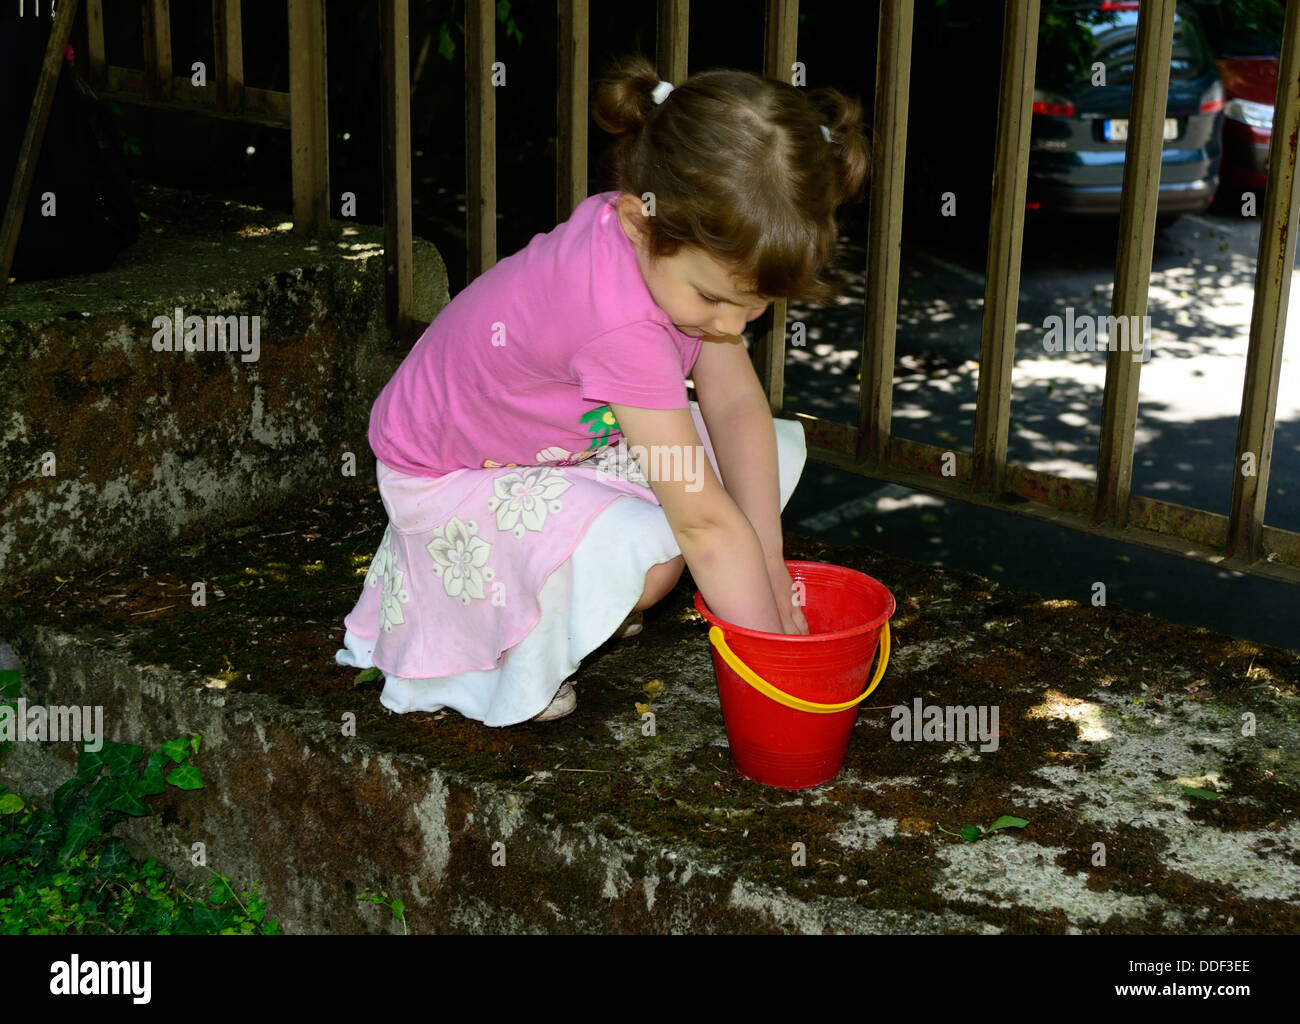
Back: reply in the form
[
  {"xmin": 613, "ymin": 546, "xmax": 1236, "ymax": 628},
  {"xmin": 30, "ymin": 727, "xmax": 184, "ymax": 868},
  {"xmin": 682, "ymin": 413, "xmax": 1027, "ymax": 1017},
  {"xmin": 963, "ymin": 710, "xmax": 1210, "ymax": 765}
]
[{"xmin": 336, "ymin": 404, "xmax": 807, "ymax": 725}]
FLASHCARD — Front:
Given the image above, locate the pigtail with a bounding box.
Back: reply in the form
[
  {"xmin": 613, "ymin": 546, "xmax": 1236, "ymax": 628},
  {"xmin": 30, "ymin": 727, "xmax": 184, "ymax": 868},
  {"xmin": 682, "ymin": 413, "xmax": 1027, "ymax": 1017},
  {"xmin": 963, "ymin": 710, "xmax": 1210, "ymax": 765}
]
[
  {"xmin": 809, "ymin": 87, "xmax": 871, "ymax": 207},
  {"xmin": 592, "ymin": 54, "xmax": 663, "ymax": 137}
]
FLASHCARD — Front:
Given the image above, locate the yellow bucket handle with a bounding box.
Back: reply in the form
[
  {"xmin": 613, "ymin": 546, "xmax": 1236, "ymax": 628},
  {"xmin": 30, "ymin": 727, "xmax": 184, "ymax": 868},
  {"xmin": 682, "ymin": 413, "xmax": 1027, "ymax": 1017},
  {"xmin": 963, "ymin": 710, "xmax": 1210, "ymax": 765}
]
[{"xmin": 707, "ymin": 621, "xmax": 891, "ymax": 715}]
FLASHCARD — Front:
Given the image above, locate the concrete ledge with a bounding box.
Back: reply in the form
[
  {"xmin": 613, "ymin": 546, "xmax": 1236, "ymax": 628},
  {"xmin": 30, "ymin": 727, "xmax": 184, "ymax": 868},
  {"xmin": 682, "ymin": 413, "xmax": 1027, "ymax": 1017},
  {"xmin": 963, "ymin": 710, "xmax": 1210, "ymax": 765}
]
[
  {"xmin": 2, "ymin": 483, "xmax": 1297, "ymax": 934},
  {"xmin": 0, "ymin": 184, "xmax": 448, "ymax": 587}
]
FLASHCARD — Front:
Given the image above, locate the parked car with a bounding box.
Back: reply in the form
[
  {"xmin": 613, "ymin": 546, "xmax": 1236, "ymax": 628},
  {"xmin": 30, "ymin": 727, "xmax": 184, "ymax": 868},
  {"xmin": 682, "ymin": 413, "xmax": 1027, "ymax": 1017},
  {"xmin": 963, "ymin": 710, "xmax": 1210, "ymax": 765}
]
[
  {"xmin": 1186, "ymin": 0, "xmax": 1284, "ymax": 203},
  {"xmin": 1027, "ymin": 1, "xmax": 1225, "ymax": 223}
]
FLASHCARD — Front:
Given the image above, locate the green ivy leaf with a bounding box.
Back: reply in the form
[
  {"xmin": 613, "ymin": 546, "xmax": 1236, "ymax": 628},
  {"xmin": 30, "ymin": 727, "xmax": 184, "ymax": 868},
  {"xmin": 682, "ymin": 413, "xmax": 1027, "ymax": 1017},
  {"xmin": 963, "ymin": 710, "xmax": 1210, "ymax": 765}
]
[
  {"xmin": 101, "ymin": 742, "xmax": 143, "ymax": 776},
  {"xmin": 1181, "ymin": 786, "xmax": 1220, "ymax": 801},
  {"xmin": 106, "ymin": 789, "xmax": 151, "ymax": 816},
  {"xmin": 188, "ymin": 901, "xmax": 230, "ymax": 933},
  {"xmin": 160, "ymin": 738, "xmax": 191, "ymax": 764},
  {"xmin": 94, "ymin": 840, "xmax": 133, "ymax": 877},
  {"xmin": 959, "ymin": 825, "xmax": 983, "ymax": 842},
  {"xmin": 57, "ymin": 816, "xmax": 102, "ymax": 865},
  {"xmin": 0, "ymin": 793, "xmax": 24, "ymax": 815},
  {"xmin": 166, "ymin": 765, "xmax": 203, "ymax": 790},
  {"xmin": 139, "ymin": 765, "xmax": 167, "ymax": 796},
  {"xmin": 209, "ymin": 875, "xmax": 237, "ymax": 905},
  {"xmin": 354, "ymin": 667, "xmax": 382, "ymax": 686},
  {"xmin": 987, "ymin": 816, "xmax": 1029, "ymax": 832},
  {"xmin": 189, "ymin": 734, "xmax": 201, "ymax": 756}
]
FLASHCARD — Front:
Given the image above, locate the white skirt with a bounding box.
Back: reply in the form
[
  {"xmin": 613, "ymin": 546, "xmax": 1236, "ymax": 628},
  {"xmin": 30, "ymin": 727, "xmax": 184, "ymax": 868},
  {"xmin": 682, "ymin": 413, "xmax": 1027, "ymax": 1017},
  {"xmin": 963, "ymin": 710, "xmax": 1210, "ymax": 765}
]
[{"xmin": 336, "ymin": 404, "xmax": 807, "ymax": 726}]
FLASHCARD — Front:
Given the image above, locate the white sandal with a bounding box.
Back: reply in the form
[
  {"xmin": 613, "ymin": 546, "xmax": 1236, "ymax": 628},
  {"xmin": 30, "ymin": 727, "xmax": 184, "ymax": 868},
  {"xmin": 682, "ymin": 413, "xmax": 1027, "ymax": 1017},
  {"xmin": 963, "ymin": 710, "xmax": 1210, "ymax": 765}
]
[
  {"xmin": 531, "ymin": 680, "xmax": 577, "ymax": 722},
  {"xmin": 614, "ymin": 611, "xmax": 643, "ymax": 639}
]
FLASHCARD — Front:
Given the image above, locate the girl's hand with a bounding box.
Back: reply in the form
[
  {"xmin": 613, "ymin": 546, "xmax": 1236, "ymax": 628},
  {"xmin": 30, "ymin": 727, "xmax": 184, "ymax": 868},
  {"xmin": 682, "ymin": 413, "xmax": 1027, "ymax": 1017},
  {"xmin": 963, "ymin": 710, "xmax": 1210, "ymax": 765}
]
[{"xmin": 767, "ymin": 559, "xmax": 810, "ymax": 636}]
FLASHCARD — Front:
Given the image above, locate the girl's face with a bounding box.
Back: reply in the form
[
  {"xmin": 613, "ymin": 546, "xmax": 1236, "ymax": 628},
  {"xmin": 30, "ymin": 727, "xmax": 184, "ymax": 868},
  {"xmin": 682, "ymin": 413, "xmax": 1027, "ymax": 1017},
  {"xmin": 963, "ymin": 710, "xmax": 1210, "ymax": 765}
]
[{"xmin": 617, "ymin": 193, "xmax": 771, "ymax": 340}]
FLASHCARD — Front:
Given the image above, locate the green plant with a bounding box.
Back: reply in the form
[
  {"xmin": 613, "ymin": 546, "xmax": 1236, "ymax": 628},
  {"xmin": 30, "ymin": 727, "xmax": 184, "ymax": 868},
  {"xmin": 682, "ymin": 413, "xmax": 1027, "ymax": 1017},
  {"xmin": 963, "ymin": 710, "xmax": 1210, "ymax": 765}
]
[
  {"xmin": 938, "ymin": 815, "xmax": 1029, "ymax": 842},
  {"xmin": 0, "ymin": 730, "xmax": 279, "ymax": 934},
  {"xmin": 434, "ymin": 0, "xmax": 523, "ymax": 60},
  {"xmin": 357, "ymin": 888, "xmax": 407, "ymax": 934}
]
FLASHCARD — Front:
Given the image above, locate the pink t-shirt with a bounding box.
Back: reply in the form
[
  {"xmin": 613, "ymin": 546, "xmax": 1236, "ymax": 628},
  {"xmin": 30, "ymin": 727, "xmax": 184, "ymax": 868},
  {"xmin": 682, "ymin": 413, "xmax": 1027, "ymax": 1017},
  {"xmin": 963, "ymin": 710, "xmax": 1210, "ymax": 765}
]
[{"xmin": 369, "ymin": 191, "xmax": 704, "ymax": 477}]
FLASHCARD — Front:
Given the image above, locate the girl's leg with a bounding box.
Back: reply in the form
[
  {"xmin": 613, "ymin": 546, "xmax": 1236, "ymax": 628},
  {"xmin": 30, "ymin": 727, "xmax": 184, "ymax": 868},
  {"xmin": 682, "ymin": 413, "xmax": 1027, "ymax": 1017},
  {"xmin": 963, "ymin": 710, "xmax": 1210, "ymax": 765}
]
[{"xmin": 632, "ymin": 555, "xmax": 686, "ymax": 611}]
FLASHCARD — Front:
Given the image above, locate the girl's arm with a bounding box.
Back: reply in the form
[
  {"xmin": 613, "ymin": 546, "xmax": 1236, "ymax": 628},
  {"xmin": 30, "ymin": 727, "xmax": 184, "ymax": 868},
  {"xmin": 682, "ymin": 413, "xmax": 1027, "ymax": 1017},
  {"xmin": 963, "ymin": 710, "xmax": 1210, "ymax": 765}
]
[
  {"xmin": 607, "ymin": 402, "xmax": 784, "ymax": 634},
  {"xmin": 690, "ymin": 336, "xmax": 810, "ymax": 634}
]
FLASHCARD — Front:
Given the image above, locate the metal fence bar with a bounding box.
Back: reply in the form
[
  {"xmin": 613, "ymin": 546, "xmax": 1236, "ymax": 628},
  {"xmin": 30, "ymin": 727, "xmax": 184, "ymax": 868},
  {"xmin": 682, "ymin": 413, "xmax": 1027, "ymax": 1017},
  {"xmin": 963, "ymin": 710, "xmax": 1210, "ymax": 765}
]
[
  {"xmin": 382, "ymin": 0, "xmax": 414, "ymax": 338},
  {"xmin": 466, "ymin": 0, "xmax": 496, "ymax": 281},
  {"xmin": 656, "ymin": 0, "xmax": 689, "ymax": 87},
  {"xmin": 213, "ymin": 0, "xmax": 245, "ymax": 113},
  {"xmin": 1093, "ymin": 0, "xmax": 1175, "ymax": 528},
  {"xmin": 556, "ymin": 0, "xmax": 589, "ymax": 225},
  {"xmin": 288, "ymin": 0, "xmax": 330, "ymax": 238},
  {"xmin": 972, "ymin": 0, "xmax": 1039, "ymax": 496},
  {"xmin": 756, "ymin": 0, "xmax": 799, "ymax": 413},
  {"xmin": 1227, "ymin": 0, "xmax": 1300, "ymax": 564},
  {"xmin": 0, "ymin": 0, "xmax": 81, "ymax": 303},
  {"xmin": 855, "ymin": 0, "xmax": 912, "ymax": 468},
  {"xmin": 142, "ymin": 0, "xmax": 173, "ymax": 102},
  {"xmin": 85, "ymin": 0, "xmax": 107, "ymax": 88}
]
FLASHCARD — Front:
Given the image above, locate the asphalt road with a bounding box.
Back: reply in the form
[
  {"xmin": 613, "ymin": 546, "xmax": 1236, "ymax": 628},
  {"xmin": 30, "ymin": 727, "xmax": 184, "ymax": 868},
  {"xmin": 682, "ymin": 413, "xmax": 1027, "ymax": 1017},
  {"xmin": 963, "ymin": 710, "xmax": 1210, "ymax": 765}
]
[{"xmin": 778, "ymin": 207, "xmax": 1300, "ymax": 654}]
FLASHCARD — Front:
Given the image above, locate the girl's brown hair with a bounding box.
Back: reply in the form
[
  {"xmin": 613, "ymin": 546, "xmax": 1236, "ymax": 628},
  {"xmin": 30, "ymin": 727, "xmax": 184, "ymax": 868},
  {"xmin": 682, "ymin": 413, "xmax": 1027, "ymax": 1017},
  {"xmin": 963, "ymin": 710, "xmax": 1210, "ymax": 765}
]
[{"xmin": 592, "ymin": 54, "xmax": 870, "ymax": 305}]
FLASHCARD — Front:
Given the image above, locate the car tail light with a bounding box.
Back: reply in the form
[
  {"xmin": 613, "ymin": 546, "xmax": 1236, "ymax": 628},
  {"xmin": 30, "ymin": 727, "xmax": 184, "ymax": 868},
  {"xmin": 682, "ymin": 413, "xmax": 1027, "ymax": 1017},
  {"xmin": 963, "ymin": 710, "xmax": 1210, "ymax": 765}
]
[
  {"xmin": 1032, "ymin": 88, "xmax": 1075, "ymax": 117},
  {"xmin": 1225, "ymin": 98, "xmax": 1274, "ymax": 130},
  {"xmin": 1098, "ymin": 1, "xmax": 1140, "ymax": 9},
  {"xmin": 1200, "ymin": 81, "xmax": 1224, "ymax": 113}
]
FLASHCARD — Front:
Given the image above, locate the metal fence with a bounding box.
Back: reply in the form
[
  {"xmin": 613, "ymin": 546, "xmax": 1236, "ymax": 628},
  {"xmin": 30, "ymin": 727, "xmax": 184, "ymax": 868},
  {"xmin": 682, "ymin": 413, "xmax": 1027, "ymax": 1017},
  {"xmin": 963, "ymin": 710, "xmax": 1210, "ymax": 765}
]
[
  {"xmin": 447, "ymin": 0, "xmax": 1300, "ymax": 586},
  {"xmin": 5, "ymin": 0, "xmax": 1297, "ymax": 589}
]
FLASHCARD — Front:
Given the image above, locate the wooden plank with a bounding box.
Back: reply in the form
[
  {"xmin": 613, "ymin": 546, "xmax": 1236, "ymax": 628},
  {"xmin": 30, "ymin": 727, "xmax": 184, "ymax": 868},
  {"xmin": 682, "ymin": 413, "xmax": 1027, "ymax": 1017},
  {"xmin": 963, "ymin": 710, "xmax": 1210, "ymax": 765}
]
[
  {"xmin": 466, "ymin": 0, "xmax": 496, "ymax": 280},
  {"xmin": 85, "ymin": 0, "xmax": 107, "ymax": 88},
  {"xmin": 288, "ymin": 0, "xmax": 330, "ymax": 238},
  {"xmin": 791, "ymin": 409, "xmax": 1260, "ymax": 565},
  {"xmin": 1227, "ymin": 0, "xmax": 1300, "ymax": 562},
  {"xmin": 382, "ymin": 0, "xmax": 414, "ymax": 339},
  {"xmin": 142, "ymin": 0, "xmax": 173, "ymax": 102},
  {"xmin": 1094, "ymin": 0, "xmax": 1175, "ymax": 527},
  {"xmin": 556, "ymin": 0, "xmax": 589, "ymax": 225},
  {"xmin": 104, "ymin": 66, "xmax": 289, "ymax": 126},
  {"xmin": 972, "ymin": 0, "xmax": 1039, "ymax": 495},
  {"xmin": 212, "ymin": 0, "xmax": 245, "ymax": 113},
  {"xmin": 656, "ymin": 0, "xmax": 689, "ymax": 87},
  {"xmin": 855, "ymin": 0, "xmax": 913, "ymax": 468},
  {"xmin": 0, "ymin": 0, "xmax": 82, "ymax": 301},
  {"xmin": 754, "ymin": 0, "xmax": 799, "ymax": 412}
]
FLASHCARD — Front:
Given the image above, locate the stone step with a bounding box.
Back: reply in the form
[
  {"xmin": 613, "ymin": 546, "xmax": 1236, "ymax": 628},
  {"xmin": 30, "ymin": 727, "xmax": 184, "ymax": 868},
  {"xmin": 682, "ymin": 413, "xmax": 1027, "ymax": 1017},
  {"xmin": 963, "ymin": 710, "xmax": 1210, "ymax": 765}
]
[
  {"xmin": 0, "ymin": 183, "xmax": 447, "ymax": 588},
  {"xmin": 3, "ymin": 481, "xmax": 1297, "ymax": 933}
]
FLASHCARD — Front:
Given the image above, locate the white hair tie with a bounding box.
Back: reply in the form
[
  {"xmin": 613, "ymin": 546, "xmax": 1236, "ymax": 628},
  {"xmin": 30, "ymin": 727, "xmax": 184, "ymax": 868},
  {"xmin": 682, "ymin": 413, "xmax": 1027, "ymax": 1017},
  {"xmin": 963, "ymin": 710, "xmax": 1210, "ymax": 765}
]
[{"xmin": 653, "ymin": 78, "xmax": 832, "ymax": 144}]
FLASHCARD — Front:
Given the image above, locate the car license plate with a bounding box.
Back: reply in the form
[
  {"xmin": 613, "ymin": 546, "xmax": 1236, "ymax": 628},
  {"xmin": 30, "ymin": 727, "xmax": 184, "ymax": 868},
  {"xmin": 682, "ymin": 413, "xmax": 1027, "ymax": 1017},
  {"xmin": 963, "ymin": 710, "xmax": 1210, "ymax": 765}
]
[{"xmin": 1104, "ymin": 118, "xmax": 1179, "ymax": 142}]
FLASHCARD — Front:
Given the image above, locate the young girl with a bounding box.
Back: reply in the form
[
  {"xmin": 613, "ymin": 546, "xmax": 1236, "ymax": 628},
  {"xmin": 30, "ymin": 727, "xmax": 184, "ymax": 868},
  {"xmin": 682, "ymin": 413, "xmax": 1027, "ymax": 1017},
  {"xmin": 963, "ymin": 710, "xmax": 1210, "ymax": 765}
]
[{"xmin": 336, "ymin": 55, "xmax": 869, "ymax": 725}]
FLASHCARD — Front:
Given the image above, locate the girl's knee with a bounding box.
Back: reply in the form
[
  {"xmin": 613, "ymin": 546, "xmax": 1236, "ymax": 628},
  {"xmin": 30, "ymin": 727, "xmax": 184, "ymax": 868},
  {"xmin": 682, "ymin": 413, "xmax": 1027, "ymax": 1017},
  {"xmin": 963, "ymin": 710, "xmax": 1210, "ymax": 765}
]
[{"xmin": 634, "ymin": 555, "xmax": 686, "ymax": 611}]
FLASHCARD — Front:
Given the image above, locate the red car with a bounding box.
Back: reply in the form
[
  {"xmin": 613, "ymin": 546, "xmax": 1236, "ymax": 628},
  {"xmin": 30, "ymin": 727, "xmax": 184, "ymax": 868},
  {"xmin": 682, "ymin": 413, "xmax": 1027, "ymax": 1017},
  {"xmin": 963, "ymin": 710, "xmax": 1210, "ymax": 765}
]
[
  {"xmin": 1217, "ymin": 53, "xmax": 1277, "ymax": 199},
  {"xmin": 1188, "ymin": 0, "xmax": 1284, "ymax": 202}
]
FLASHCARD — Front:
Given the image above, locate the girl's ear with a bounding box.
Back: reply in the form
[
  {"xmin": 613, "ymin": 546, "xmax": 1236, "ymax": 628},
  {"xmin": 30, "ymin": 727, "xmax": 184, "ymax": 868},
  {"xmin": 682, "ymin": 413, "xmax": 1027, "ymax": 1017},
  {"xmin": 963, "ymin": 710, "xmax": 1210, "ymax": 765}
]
[{"xmin": 616, "ymin": 193, "xmax": 650, "ymax": 246}]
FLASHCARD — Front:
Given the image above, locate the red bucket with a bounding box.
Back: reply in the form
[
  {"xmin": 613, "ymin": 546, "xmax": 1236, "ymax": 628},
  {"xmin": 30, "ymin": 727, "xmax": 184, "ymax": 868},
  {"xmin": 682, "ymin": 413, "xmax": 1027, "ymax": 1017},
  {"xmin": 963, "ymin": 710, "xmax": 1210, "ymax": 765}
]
[{"xmin": 694, "ymin": 561, "xmax": 895, "ymax": 790}]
